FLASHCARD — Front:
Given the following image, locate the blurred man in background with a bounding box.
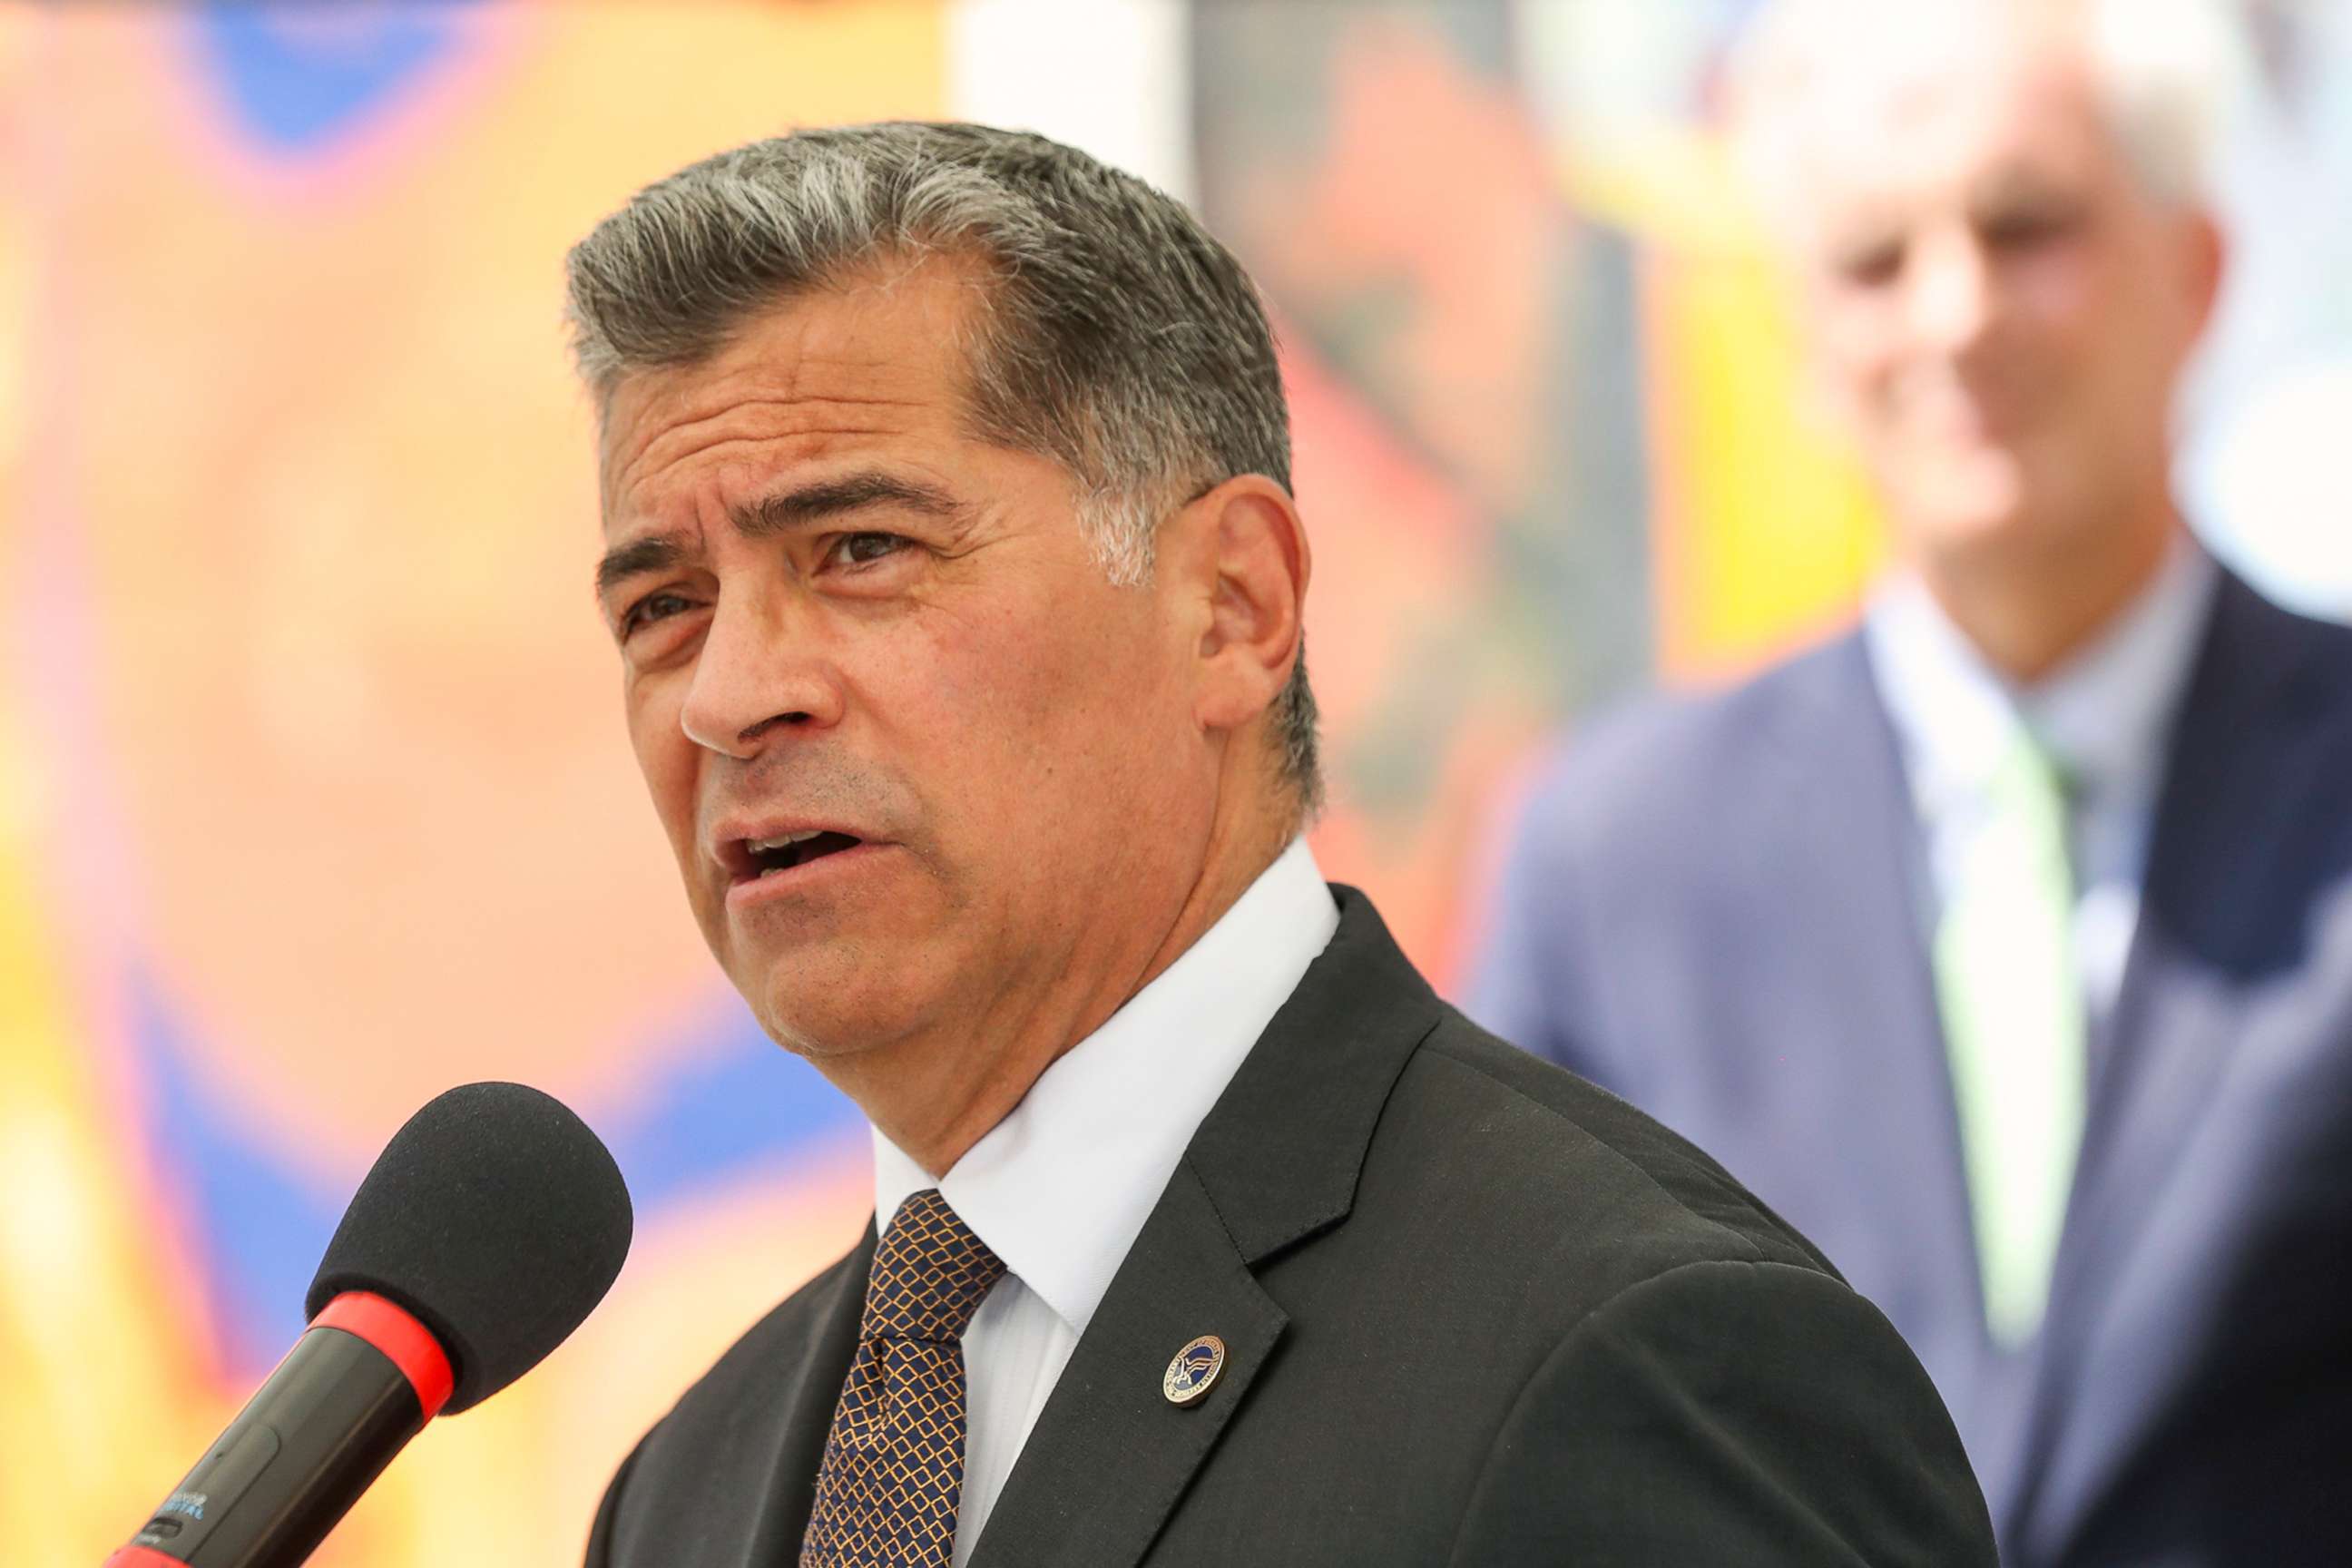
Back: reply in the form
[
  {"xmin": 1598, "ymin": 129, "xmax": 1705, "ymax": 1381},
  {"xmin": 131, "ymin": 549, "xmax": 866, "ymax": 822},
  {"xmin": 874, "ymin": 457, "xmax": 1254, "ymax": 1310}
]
[{"xmin": 1471, "ymin": 1, "xmax": 2352, "ymax": 1563}]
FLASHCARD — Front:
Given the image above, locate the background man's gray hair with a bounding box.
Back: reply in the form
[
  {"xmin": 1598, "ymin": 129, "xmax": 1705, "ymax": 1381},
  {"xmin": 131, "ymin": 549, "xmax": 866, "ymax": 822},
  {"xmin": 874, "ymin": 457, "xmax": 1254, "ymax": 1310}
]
[
  {"xmin": 1730, "ymin": 0, "xmax": 2249, "ymax": 223},
  {"xmin": 565, "ymin": 121, "xmax": 1320, "ymax": 817}
]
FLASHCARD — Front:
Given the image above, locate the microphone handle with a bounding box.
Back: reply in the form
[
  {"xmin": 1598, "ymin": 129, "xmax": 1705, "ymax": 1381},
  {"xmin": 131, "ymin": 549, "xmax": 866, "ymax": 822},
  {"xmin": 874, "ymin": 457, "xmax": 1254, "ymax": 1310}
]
[{"xmin": 109, "ymin": 1295, "xmax": 446, "ymax": 1568}]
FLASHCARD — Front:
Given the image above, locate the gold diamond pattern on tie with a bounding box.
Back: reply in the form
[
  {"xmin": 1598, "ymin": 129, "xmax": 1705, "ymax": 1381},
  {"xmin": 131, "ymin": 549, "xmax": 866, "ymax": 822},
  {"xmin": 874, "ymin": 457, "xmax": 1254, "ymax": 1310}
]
[{"xmin": 800, "ymin": 1189, "xmax": 1005, "ymax": 1568}]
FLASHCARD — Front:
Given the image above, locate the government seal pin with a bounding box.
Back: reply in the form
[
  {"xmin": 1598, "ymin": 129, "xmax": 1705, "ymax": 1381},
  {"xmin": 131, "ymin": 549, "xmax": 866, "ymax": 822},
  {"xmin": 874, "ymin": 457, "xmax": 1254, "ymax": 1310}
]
[{"xmin": 1162, "ymin": 1335, "xmax": 1227, "ymax": 1406}]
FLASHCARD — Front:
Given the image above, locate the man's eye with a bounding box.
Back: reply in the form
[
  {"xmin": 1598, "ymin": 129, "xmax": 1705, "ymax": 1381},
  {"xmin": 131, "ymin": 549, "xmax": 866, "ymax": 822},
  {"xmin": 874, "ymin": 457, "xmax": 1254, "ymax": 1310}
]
[
  {"xmin": 1979, "ymin": 206, "xmax": 2078, "ymax": 253},
  {"xmin": 1833, "ymin": 239, "xmax": 1905, "ymax": 289},
  {"xmin": 620, "ymin": 590, "xmax": 695, "ymax": 636},
  {"xmin": 828, "ymin": 532, "xmax": 909, "ymax": 569}
]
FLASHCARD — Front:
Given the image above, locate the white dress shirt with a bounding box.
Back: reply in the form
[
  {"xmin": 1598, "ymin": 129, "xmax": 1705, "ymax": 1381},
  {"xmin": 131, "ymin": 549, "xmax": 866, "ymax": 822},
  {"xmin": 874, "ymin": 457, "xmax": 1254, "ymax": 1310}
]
[
  {"xmin": 868, "ymin": 836, "xmax": 1340, "ymax": 1567},
  {"xmin": 1863, "ymin": 535, "xmax": 2220, "ymax": 1027}
]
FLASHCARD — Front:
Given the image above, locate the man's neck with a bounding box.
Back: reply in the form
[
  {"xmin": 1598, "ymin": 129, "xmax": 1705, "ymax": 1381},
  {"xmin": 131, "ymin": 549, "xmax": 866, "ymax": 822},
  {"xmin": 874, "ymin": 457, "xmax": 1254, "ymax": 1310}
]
[
  {"xmin": 1918, "ymin": 508, "xmax": 2182, "ymax": 686},
  {"xmin": 844, "ymin": 795, "xmax": 1297, "ymax": 1178}
]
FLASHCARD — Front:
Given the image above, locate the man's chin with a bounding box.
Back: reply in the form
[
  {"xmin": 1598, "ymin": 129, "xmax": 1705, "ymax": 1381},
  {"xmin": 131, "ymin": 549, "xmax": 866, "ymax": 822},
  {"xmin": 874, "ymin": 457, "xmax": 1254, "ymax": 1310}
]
[
  {"xmin": 737, "ymin": 951, "xmax": 934, "ymax": 1066},
  {"xmin": 760, "ymin": 1015, "xmax": 904, "ymax": 1063},
  {"xmin": 1892, "ymin": 454, "xmax": 2039, "ymax": 558}
]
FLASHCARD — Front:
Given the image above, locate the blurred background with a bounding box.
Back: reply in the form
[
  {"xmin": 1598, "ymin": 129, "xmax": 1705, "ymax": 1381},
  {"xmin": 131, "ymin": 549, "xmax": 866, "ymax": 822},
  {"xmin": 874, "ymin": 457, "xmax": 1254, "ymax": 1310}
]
[{"xmin": 3, "ymin": 2, "xmax": 2346, "ymax": 1563}]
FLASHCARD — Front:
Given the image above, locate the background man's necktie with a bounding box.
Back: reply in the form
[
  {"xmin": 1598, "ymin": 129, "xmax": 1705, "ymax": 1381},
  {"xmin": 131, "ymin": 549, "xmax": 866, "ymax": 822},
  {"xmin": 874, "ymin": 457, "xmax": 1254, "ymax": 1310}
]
[
  {"xmin": 801, "ymin": 1189, "xmax": 1006, "ymax": 1568},
  {"xmin": 1934, "ymin": 722, "xmax": 2086, "ymax": 1349}
]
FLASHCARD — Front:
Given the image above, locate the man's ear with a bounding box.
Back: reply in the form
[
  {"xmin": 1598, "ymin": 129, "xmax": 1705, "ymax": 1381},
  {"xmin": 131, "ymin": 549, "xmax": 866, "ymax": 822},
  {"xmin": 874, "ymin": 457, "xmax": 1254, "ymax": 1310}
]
[
  {"xmin": 2178, "ymin": 207, "xmax": 2227, "ymax": 344},
  {"xmin": 1163, "ymin": 474, "xmax": 1310, "ymax": 739}
]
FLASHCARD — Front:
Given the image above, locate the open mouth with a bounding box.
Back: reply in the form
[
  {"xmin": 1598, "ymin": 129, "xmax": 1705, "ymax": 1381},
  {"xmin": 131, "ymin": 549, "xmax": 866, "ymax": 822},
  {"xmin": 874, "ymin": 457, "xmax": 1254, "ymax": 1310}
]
[{"xmin": 739, "ymin": 829, "xmax": 864, "ymax": 880}]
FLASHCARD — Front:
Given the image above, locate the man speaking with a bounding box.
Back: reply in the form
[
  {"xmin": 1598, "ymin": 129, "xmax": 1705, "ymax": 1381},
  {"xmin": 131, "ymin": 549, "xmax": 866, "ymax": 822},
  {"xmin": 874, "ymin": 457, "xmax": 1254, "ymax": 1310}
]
[{"xmin": 566, "ymin": 122, "xmax": 1993, "ymax": 1566}]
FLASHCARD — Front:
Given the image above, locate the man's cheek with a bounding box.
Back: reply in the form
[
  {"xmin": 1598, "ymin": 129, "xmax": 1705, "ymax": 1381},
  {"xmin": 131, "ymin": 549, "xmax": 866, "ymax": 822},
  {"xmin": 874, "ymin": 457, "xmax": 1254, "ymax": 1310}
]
[{"xmin": 627, "ymin": 724, "xmax": 701, "ymax": 867}]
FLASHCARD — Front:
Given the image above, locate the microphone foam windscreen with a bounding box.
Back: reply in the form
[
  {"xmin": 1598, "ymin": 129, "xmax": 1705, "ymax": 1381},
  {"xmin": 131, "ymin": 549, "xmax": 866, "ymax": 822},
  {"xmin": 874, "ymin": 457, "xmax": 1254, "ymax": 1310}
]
[{"xmin": 305, "ymin": 1081, "xmax": 633, "ymax": 1414}]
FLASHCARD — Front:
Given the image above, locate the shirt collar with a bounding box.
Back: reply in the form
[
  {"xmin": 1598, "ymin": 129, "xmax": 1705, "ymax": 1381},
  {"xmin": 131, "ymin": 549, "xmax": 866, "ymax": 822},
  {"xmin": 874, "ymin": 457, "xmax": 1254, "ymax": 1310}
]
[
  {"xmin": 870, "ymin": 837, "xmax": 1340, "ymax": 1336},
  {"xmin": 1864, "ymin": 534, "xmax": 2220, "ymax": 810}
]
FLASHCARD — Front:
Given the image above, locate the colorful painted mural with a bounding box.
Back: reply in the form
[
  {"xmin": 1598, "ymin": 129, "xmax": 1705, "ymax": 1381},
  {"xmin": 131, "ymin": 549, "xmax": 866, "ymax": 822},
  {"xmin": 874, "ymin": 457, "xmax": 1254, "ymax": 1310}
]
[{"xmin": 4, "ymin": 5, "xmax": 2345, "ymax": 1565}]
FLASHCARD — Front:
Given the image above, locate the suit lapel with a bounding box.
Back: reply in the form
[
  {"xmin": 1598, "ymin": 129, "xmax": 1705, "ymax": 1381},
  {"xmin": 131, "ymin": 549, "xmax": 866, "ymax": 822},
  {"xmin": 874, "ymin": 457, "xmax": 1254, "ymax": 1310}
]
[
  {"xmin": 750, "ymin": 1222, "xmax": 875, "ymax": 1563},
  {"xmin": 970, "ymin": 888, "xmax": 1446, "ymax": 1568},
  {"xmin": 2017, "ymin": 573, "xmax": 2333, "ymax": 1530},
  {"xmin": 965, "ymin": 1166, "xmax": 1286, "ymax": 1568},
  {"xmin": 2049, "ymin": 574, "xmax": 2319, "ymax": 1326},
  {"xmin": 1769, "ymin": 640, "xmax": 1983, "ymax": 1333}
]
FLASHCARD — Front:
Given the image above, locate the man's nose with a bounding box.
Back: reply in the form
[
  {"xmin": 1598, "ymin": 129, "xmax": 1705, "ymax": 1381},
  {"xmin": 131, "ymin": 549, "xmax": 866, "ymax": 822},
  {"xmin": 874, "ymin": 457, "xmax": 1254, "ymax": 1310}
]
[
  {"xmin": 678, "ymin": 592, "xmax": 846, "ymax": 758},
  {"xmin": 1906, "ymin": 228, "xmax": 1997, "ymax": 354}
]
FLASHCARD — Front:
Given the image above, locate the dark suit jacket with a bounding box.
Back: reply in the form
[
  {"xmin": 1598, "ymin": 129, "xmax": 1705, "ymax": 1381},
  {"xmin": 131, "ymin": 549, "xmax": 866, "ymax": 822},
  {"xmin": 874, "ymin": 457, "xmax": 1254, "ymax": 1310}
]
[
  {"xmin": 587, "ymin": 888, "xmax": 1994, "ymax": 1565},
  {"xmin": 1472, "ymin": 570, "xmax": 2352, "ymax": 1566}
]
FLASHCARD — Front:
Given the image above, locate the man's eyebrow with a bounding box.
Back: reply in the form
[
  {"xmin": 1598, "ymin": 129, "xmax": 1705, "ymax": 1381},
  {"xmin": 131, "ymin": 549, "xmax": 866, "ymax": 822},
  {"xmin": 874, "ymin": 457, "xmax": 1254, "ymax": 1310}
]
[
  {"xmin": 595, "ymin": 534, "xmax": 687, "ymax": 600},
  {"xmin": 733, "ymin": 471, "xmax": 966, "ymax": 538},
  {"xmin": 594, "ymin": 473, "xmax": 967, "ymax": 601}
]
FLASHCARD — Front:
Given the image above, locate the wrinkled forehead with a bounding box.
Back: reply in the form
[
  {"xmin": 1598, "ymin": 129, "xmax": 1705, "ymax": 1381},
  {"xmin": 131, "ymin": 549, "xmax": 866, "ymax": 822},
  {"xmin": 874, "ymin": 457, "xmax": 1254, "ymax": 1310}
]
[{"xmin": 593, "ymin": 257, "xmax": 996, "ymax": 514}]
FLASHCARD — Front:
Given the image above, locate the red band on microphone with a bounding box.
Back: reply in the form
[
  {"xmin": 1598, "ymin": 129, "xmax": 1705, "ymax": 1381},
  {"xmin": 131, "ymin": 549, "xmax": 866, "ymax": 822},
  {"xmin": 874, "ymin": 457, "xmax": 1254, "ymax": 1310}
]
[
  {"xmin": 105, "ymin": 1548, "xmax": 185, "ymax": 1568},
  {"xmin": 311, "ymin": 1290, "xmax": 455, "ymax": 1420}
]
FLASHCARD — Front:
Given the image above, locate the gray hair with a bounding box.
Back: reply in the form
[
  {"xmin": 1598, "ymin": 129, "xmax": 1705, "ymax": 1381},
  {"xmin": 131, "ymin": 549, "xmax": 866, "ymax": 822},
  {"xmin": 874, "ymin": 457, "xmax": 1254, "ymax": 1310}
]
[
  {"xmin": 565, "ymin": 122, "xmax": 1320, "ymax": 817},
  {"xmin": 1732, "ymin": 0, "xmax": 2246, "ymax": 220}
]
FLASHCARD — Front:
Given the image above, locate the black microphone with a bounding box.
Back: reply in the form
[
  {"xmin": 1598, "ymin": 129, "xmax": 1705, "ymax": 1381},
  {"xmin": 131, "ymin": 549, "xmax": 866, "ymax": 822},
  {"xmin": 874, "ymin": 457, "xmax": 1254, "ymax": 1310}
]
[{"xmin": 109, "ymin": 1082, "xmax": 633, "ymax": 1568}]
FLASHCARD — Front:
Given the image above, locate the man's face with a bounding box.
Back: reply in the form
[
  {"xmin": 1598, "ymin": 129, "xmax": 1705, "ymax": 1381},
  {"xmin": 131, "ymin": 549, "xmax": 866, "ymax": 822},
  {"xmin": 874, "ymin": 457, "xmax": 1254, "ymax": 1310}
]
[
  {"xmin": 1774, "ymin": 15, "xmax": 2219, "ymax": 566},
  {"xmin": 594, "ymin": 262, "xmax": 1216, "ymax": 1069}
]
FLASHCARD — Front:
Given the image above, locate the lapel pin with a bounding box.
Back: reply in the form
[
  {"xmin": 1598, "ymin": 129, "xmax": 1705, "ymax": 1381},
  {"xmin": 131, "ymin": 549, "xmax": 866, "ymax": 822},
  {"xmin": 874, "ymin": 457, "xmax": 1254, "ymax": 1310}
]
[{"xmin": 1162, "ymin": 1334, "xmax": 1227, "ymax": 1406}]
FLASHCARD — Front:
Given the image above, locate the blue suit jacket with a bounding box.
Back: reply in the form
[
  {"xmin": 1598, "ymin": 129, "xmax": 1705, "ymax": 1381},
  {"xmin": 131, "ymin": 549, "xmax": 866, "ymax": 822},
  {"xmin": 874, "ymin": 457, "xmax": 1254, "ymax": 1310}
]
[{"xmin": 1470, "ymin": 572, "xmax": 2352, "ymax": 1567}]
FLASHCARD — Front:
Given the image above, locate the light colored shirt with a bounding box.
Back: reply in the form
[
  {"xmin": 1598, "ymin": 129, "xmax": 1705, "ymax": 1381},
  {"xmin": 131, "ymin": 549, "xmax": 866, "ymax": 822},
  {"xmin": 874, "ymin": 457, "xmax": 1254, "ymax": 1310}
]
[
  {"xmin": 1863, "ymin": 536, "xmax": 2220, "ymax": 1027},
  {"xmin": 869, "ymin": 836, "xmax": 1340, "ymax": 1567}
]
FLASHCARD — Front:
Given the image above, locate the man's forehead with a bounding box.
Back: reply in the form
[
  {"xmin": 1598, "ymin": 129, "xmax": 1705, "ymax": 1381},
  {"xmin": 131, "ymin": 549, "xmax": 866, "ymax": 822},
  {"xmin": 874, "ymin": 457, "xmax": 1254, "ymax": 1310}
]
[
  {"xmin": 596, "ymin": 271, "xmax": 984, "ymax": 525},
  {"xmin": 1754, "ymin": 0, "xmax": 2106, "ymax": 180},
  {"xmin": 1780, "ymin": 43, "xmax": 2111, "ymax": 224}
]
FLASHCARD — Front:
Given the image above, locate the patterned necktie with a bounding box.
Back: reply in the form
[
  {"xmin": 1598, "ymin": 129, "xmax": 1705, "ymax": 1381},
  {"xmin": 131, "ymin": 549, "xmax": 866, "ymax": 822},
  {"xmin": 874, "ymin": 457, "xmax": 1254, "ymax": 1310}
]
[
  {"xmin": 1933, "ymin": 721, "xmax": 2086, "ymax": 1349},
  {"xmin": 801, "ymin": 1189, "xmax": 1006, "ymax": 1568}
]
